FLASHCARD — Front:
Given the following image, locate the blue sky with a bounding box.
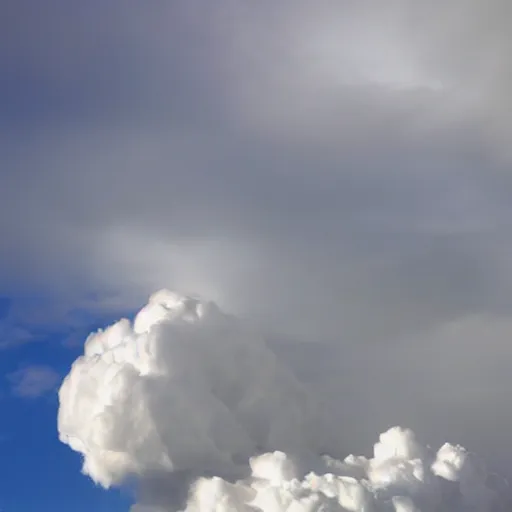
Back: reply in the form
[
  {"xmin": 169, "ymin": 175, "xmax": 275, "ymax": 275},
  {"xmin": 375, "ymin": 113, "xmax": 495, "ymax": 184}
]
[
  {"xmin": 3, "ymin": 1, "xmax": 512, "ymax": 510},
  {"xmin": 0, "ymin": 296, "xmax": 132, "ymax": 511}
]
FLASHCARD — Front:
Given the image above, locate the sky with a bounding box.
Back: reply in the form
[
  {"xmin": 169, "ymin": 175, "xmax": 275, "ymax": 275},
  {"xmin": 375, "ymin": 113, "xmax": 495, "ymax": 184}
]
[{"xmin": 3, "ymin": 0, "xmax": 512, "ymax": 510}]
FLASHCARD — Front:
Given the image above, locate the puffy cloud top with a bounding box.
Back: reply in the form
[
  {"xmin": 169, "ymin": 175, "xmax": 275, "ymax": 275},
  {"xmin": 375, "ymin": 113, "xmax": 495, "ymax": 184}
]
[
  {"xmin": 58, "ymin": 291, "xmax": 510, "ymax": 511},
  {"xmin": 181, "ymin": 427, "xmax": 504, "ymax": 512},
  {"xmin": 58, "ymin": 290, "xmax": 322, "ymax": 488}
]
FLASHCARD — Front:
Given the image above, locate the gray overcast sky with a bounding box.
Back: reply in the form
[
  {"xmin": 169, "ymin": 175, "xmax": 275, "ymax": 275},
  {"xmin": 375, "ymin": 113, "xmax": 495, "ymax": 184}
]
[{"xmin": 3, "ymin": 0, "xmax": 512, "ymax": 469}]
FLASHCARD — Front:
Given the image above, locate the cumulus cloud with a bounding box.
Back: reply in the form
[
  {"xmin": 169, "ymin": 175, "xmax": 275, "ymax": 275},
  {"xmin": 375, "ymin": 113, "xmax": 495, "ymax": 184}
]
[
  {"xmin": 182, "ymin": 428, "xmax": 509, "ymax": 512},
  {"xmin": 5, "ymin": 0, "xmax": 512, "ymax": 507},
  {"xmin": 8, "ymin": 365, "xmax": 60, "ymax": 398},
  {"xmin": 58, "ymin": 291, "xmax": 328, "ymax": 489},
  {"xmin": 59, "ymin": 292, "xmax": 511, "ymax": 511}
]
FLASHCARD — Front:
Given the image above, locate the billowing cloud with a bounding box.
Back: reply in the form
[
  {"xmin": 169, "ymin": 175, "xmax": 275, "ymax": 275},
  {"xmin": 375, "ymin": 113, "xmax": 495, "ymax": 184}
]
[
  {"xmin": 59, "ymin": 291, "xmax": 511, "ymax": 511},
  {"xmin": 58, "ymin": 291, "xmax": 328, "ymax": 506},
  {"xmin": 8, "ymin": 365, "xmax": 60, "ymax": 398},
  {"xmin": 180, "ymin": 429, "xmax": 508, "ymax": 512},
  {"xmin": 5, "ymin": 0, "xmax": 512, "ymax": 507}
]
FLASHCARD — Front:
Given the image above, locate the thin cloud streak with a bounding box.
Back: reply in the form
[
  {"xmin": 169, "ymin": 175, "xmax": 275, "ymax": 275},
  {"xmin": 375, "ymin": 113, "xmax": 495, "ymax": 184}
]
[{"xmin": 7, "ymin": 365, "xmax": 60, "ymax": 399}]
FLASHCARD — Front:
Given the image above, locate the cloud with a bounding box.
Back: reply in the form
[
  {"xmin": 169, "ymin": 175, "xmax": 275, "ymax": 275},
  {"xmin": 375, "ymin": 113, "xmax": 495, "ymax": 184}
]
[
  {"xmin": 181, "ymin": 428, "xmax": 509, "ymax": 512},
  {"xmin": 8, "ymin": 365, "xmax": 60, "ymax": 398},
  {"xmin": 5, "ymin": 0, "xmax": 512, "ymax": 506},
  {"xmin": 59, "ymin": 291, "xmax": 512, "ymax": 511},
  {"xmin": 211, "ymin": 0, "xmax": 512, "ymax": 158},
  {"xmin": 3, "ymin": 0, "xmax": 512, "ymax": 344},
  {"xmin": 58, "ymin": 291, "xmax": 328, "ymax": 489}
]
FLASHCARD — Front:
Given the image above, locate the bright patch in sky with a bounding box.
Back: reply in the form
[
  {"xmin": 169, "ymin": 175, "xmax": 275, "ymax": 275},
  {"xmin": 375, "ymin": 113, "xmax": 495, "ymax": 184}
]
[{"xmin": 303, "ymin": 21, "xmax": 444, "ymax": 91}]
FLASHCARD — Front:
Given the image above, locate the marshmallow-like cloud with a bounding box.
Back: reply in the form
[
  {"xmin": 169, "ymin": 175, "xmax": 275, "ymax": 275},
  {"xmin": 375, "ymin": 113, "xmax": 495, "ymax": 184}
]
[
  {"xmin": 182, "ymin": 427, "xmax": 506, "ymax": 512},
  {"xmin": 58, "ymin": 290, "xmax": 325, "ymax": 489},
  {"xmin": 58, "ymin": 291, "xmax": 510, "ymax": 511}
]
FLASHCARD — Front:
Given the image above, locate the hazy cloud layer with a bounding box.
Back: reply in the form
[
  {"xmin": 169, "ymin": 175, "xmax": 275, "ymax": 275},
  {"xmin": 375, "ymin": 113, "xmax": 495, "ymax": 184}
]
[{"xmin": 3, "ymin": 0, "xmax": 512, "ymax": 336}]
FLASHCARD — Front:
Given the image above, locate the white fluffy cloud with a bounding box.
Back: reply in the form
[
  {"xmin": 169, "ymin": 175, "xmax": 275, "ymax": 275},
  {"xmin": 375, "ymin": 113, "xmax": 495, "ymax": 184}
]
[
  {"xmin": 6, "ymin": 1, "xmax": 512, "ymax": 507},
  {"xmin": 58, "ymin": 291, "xmax": 511, "ymax": 511},
  {"xmin": 180, "ymin": 428, "xmax": 506, "ymax": 512},
  {"xmin": 58, "ymin": 290, "xmax": 326, "ymax": 489}
]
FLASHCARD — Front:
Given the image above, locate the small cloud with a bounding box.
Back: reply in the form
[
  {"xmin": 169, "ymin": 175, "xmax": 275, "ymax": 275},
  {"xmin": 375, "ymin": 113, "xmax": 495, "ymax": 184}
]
[
  {"xmin": 7, "ymin": 365, "xmax": 60, "ymax": 399},
  {"xmin": 0, "ymin": 324, "xmax": 34, "ymax": 350}
]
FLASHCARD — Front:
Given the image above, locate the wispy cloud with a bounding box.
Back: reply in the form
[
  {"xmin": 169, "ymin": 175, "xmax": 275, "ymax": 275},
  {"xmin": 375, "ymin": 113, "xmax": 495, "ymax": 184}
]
[
  {"xmin": 7, "ymin": 365, "xmax": 60, "ymax": 399},
  {"xmin": 0, "ymin": 325, "xmax": 34, "ymax": 350}
]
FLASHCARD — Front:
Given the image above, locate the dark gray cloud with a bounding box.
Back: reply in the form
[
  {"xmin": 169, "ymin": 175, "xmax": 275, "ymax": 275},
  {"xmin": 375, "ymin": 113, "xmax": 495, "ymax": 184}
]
[{"xmin": 3, "ymin": 0, "xmax": 512, "ymax": 473}]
